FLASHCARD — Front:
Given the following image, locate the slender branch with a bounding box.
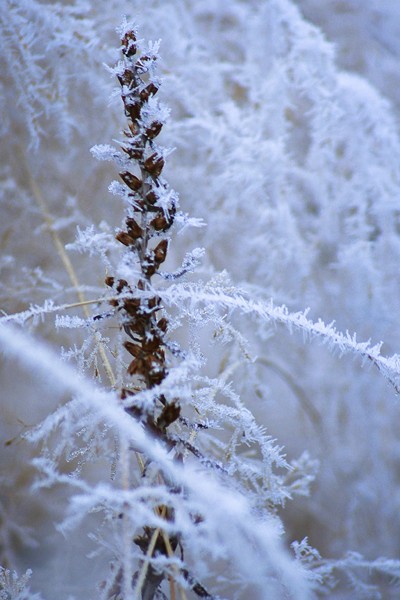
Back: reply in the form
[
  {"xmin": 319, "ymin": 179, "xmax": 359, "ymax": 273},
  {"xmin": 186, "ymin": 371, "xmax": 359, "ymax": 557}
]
[
  {"xmin": 18, "ymin": 148, "xmax": 116, "ymax": 387},
  {"xmin": 160, "ymin": 531, "xmax": 188, "ymax": 600},
  {"xmin": 132, "ymin": 525, "xmax": 163, "ymax": 598}
]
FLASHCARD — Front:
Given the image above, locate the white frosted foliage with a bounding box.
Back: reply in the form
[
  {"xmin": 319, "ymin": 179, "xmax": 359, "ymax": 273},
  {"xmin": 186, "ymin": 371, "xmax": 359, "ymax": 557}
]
[{"xmin": 2, "ymin": 1, "xmax": 400, "ymax": 599}]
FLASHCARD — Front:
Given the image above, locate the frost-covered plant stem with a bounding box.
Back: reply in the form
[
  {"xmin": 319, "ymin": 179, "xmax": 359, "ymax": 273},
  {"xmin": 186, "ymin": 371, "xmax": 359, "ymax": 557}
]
[
  {"xmin": 103, "ymin": 24, "xmax": 178, "ymax": 420},
  {"xmin": 93, "ymin": 23, "xmax": 199, "ymax": 599}
]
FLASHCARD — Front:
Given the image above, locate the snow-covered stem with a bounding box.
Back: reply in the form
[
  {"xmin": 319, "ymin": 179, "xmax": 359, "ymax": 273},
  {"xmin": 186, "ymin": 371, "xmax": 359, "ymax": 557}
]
[
  {"xmin": 161, "ymin": 283, "xmax": 400, "ymax": 393},
  {"xmin": 90, "ymin": 23, "xmax": 214, "ymax": 598}
]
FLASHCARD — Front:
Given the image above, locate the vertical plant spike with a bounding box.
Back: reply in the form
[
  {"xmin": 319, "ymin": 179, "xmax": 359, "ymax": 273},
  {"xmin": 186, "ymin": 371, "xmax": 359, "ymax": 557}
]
[
  {"xmin": 100, "ymin": 22, "xmax": 200, "ymax": 599},
  {"xmin": 109, "ymin": 24, "xmax": 177, "ymax": 418}
]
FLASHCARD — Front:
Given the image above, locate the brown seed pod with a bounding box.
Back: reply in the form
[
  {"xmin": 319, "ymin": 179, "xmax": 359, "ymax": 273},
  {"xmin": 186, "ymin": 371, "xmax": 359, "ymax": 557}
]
[
  {"xmin": 151, "ymin": 203, "xmax": 176, "ymax": 230},
  {"xmin": 150, "ymin": 214, "xmax": 170, "ymax": 232},
  {"xmin": 139, "ymin": 82, "xmax": 159, "ymax": 102},
  {"xmin": 135, "ymin": 54, "xmax": 153, "ymax": 73},
  {"xmin": 128, "ymin": 121, "xmax": 139, "ymax": 136},
  {"xmin": 148, "ymin": 296, "xmax": 161, "ymax": 309},
  {"xmin": 145, "ymin": 121, "xmax": 163, "ymax": 140},
  {"xmin": 121, "ymin": 143, "xmax": 143, "ymax": 160},
  {"xmin": 120, "ymin": 171, "xmax": 142, "ymax": 191},
  {"xmin": 126, "ymin": 220, "xmax": 143, "ymax": 239},
  {"xmin": 157, "ymin": 317, "xmax": 168, "ymax": 332},
  {"xmin": 145, "ymin": 189, "xmax": 158, "ymax": 206},
  {"xmin": 125, "ymin": 317, "xmax": 146, "ymax": 337},
  {"xmin": 124, "ymin": 297, "xmax": 141, "ymax": 315},
  {"xmin": 116, "ymin": 279, "xmax": 129, "ymax": 293},
  {"xmin": 105, "ymin": 277, "xmax": 129, "ymax": 305},
  {"xmin": 126, "ymin": 218, "xmax": 143, "ymax": 239},
  {"xmin": 144, "ymin": 153, "xmax": 164, "ymax": 178},
  {"xmin": 125, "ymin": 101, "xmax": 141, "ymax": 122},
  {"xmin": 143, "ymin": 262, "xmax": 157, "ymax": 278},
  {"xmin": 121, "ymin": 31, "xmax": 137, "ymax": 57},
  {"xmin": 156, "ymin": 402, "xmax": 181, "ymax": 430},
  {"xmin": 116, "ymin": 231, "xmax": 137, "ymax": 246},
  {"xmin": 124, "ymin": 341, "xmax": 141, "ymax": 357},
  {"xmin": 154, "ymin": 239, "xmax": 168, "ymax": 264},
  {"xmin": 128, "ymin": 357, "xmax": 147, "ymax": 376},
  {"xmin": 118, "ymin": 68, "xmax": 135, "ymax": 86},
  {"xmin": 120, "ymin": 388, "xmax": 134, "ymax": 400},
  {"xmin": 142, "ymin": 337, "xmax": 162, "ymax": 353}
]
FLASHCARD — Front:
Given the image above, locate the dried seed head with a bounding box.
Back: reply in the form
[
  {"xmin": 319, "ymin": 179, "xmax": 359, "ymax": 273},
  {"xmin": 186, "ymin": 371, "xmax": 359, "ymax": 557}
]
[
  {"xmin": 124, "ymin": 341, "xmax": 141, "ymax": 357},
  {"xmin": 143, "ymin": 337, "xmax": 162, "ymax": 353},
  {"xmin": 121, "ymin": 30, "xmax": 137, "ymax": 57},
  {"xmin": 145, "ymin": 189, "xmax": 158, "ymax": 206},
  {"xmin": 110, "ymin": 27, "xmax": 177, "ymax": 401},
  {"xmin": 125, "ymin": 317, "xmax": 146, "ymax": 337},
  {"xmin": 120, "ymin": 171, "xmax": 142, "ymax": 191},
  {"xmin": 116, "ymin": 279, "xmax": 129, "ymax": 293},
  {"xmin": 124, "ymin": 298, "xmax": 141, "ymax": 315},
  {"xmin": 154, "ymin": 239, "xmax": 168, "ymax": 264},
  {"xmin": 119, "ymin": 68, "xmax": 135, "ymax": 86},
  {"xmin": 116, "ymin": 231, "xmax": 138, "ymax": 246},
  {"xmin": 145, "ymin": 121, "xmax": 163, "ymax": 140},
  {"xmin": 105, "ymin": 276, "xmax": 115, "ymax": 287},
  {"xmin": 126, "ymin": 218, "xmax": 143, "ymax": 239},
  {"xmin": 150, "ymin": 214, "xmax": 170, "ymax": 231},
  {"xmin": 144, "ymin": 153, "xmax": 164, "ymax": 178},
  {"xmin": 143, "ymin": 262, "xmax": 157, "ymax": 278},
  {"xmin": 148, "ymin": 296, "xmax": 161, "ymax": 309},
  {"xmin": 157, "ymin": 317, "xmax": 168, "ymax": 332},
  {"xmin": 135, "ymin": 54, "xmax": 154, "ymax": 74},
  {"xmin": 128, "ymin": 357, "xmax": 147, "ymax": 377},
  {"xmin": 125, "ymin": 101, "xmax": 142, "ymax": 122},
  {"xmin": 156, "ymin": 402, "xmax": 181, "ymax": 430},
  {"xmin": 128, "ymin": 121, "xmax": 139, "ymax": 136},
  {"xmin": 140, "ymin": 82, "xmax": 159, "ymax": 102},
  {"xmin": 121, "ymin": 142, "xmax": 144, "ymax": 160}
]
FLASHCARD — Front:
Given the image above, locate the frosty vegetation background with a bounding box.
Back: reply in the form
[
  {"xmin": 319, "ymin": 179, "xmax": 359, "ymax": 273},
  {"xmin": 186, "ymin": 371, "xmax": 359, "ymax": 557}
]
[{"xmin": 2, "ymin": 1, "xmax": 400, "ymax": 598}]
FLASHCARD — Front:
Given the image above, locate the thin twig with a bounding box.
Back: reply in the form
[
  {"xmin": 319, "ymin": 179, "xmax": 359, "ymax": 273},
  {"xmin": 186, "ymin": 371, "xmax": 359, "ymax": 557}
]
[
  {"xmin": 18, "ymin": 148, "xmax": 116, "ymax": 387},
  {"xmin": 161, "ymin": 531, "xmax": 188, "ymax": 600},
  {"xmin": 169, "ymin": 574, "xmax": 177, "ymax": 600},
  {"xmin": 58, "ymin": 298, "xmax": 108, "ymax": 310},
  {"xmin": 133, "ymin": 503, "xmax": 168, "ymax": 599},
  {"xmin": 132, "ymin": 525, "xmax": 163, "ymax": 598}
]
